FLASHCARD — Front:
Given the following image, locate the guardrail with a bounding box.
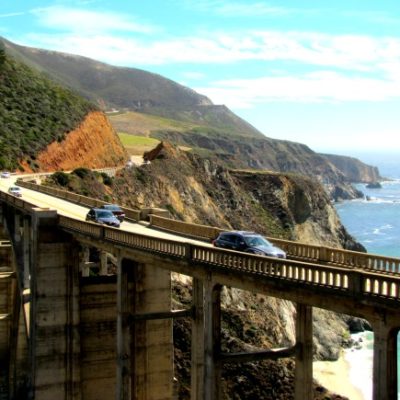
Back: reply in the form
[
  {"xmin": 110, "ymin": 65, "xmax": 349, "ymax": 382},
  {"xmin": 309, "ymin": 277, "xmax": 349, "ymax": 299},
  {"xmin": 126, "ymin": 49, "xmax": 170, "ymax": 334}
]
[
  {"xmin": 59, "ymin": 215, "xmax": 400, "ymax": 303},
  {"xmin": 16, "ymin": 179, "xmax": 141, "ymax": 221},
  {"xmin": 149, "ymin": 214, "xmax": 222, "ymax": 240}
]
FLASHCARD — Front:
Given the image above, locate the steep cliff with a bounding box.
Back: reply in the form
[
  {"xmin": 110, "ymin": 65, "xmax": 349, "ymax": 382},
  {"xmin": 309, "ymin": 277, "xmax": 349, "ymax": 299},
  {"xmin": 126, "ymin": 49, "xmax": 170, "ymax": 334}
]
[
  {"xmin": 323, "ymin": 153, "xmax": 382, "ymax": 183},
  {"xmin": 45, "ymin": 142, "xmax": 358, "ymax": 398},
  {"xmin": 45, "ymin": 142, "xmax": 360, "ymax": 398},
  {"xmin": 20, "ymin": 111, "xmax": 127, "ymax": 172}
]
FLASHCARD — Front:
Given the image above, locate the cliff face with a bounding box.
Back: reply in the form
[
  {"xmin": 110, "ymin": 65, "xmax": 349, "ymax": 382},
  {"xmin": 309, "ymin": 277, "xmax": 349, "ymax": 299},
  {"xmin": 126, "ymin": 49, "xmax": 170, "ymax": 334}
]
[
  {"xmin": 20, "ymin": 111, "xmax": 127, "ymax": 172},
  {"xmin": 45, "ymin": 142, "xmax": 360, "ymax": 399},
  {"xmin": 323, "ymin": 153, "xmax": 382, "ymax": 183}
]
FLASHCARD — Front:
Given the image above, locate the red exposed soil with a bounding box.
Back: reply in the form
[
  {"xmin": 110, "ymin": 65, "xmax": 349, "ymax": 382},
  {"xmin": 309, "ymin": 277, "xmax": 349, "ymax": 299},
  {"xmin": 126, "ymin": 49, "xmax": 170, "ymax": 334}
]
[{"xmin": 20, "ymin": 111, "xmax": 127, "ymax": 172}]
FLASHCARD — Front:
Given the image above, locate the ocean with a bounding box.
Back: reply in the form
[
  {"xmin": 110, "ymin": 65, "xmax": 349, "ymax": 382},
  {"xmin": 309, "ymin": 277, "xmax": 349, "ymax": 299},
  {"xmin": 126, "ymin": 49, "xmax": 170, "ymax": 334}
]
[{"xmin": 333, "ymin": 153, "xmax": 400, "ymax": 400}]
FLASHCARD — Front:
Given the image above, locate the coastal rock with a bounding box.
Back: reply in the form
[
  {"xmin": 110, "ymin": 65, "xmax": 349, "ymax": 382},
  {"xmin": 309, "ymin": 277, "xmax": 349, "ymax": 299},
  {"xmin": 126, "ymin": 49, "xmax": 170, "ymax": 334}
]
[{"xmin": 366, "ymin": 182, "xmax": 382, "ymax": 189}]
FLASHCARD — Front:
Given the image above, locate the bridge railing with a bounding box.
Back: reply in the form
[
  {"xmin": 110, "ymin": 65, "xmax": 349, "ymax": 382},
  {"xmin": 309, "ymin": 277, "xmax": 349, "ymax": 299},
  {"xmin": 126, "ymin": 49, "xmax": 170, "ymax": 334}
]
[
  {"xmin": 7, "ymin": 185, "xmax": 400, "ymax": 277},
  {"xmin": 0, "ymin": 191, "xmax": 38, "ymax": 211},
  {"xmin": 149, "ymin": 215, "xmax": 400, "ymax": 275},
  {"xmin": 58, "ymin": 215, "xmax": 400, "ymax": 303}
]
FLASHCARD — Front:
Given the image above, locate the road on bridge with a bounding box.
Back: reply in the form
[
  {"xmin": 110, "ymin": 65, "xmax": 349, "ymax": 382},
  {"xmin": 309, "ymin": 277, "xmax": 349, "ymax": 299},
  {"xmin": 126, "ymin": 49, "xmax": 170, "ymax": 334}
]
[{"xmin": 0, "ymin": 174, "xmax": 212, "ymax": 247}]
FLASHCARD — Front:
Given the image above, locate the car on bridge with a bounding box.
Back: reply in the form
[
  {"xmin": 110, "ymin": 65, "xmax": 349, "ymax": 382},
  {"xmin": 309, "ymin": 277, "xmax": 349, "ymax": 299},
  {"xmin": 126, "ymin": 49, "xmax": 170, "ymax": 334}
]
[
  {"xmin": 8, "ymin": 186, "xmax": 22, "ymax": 197},
  {"xmin": 86, "ymin": 208, "xmax": 121, "ymax": 228},
  {"xmin": 100, "ymin": 204, "xmax": 125, "ymax": 222},
  {"xmin": 213, "ymin": 231, "xmax": 286, "ymax": 258},
  {"xmin": 1, "ymin": 171, "xmax": 10, "ymax": 179}
]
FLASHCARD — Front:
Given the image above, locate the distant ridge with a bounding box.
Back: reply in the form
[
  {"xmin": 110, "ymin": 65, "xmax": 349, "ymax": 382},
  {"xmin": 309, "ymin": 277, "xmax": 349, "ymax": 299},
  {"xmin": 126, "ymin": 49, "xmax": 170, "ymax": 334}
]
[{"xmin": 0, "ymin": 36, "xmax": 382, "ymax": 195}]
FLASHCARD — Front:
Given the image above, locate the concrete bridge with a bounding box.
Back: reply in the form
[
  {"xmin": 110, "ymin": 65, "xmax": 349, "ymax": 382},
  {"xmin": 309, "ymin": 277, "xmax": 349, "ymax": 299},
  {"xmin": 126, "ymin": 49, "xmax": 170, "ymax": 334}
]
[{"xmin": 0, "ymin": 177, "xmax": 399, "ymax": 399}]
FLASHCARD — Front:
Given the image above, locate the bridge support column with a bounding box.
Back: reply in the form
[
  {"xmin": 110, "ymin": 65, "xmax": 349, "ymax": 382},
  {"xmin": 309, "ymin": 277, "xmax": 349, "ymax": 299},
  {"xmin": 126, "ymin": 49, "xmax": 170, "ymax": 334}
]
[
  {"xmin": 80, "ymin": 246, "xmax": 90, "ymax": 277},
  {"xmin": 134, "ymin": 262, "xmax": 173, "ymax": 400},
  {"xmin": 100, "ymin": 251, "xmax": 108, "ymax": 275},
  {"xmin": 191, "ymin": 277, "xmax": 222, "ymax": 400},
  {"xmin": 294, "ymin": 303, "xmax": 313, "ymax": 400},
  {"xmin": 30, "ymin": 209, "xmax": 81, "ymax": 399},
  {"xmin": 116, "ymin": 257, "xmax": 131, "ymax": 400},
  {"xmin": 372, "ymin": 320, "xmax": 398, "ymax": 400},
  {"xmin": 22, "ymin": 217, "xmax": 30, "ymax": 289}
]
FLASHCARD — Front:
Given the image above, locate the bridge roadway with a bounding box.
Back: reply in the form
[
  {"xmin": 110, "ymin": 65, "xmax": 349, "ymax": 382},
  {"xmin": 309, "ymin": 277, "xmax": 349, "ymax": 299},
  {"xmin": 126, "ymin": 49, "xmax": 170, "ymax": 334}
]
[{"xmin": 0, "ymin": 173, "xmax": 399, "ymax": 400}]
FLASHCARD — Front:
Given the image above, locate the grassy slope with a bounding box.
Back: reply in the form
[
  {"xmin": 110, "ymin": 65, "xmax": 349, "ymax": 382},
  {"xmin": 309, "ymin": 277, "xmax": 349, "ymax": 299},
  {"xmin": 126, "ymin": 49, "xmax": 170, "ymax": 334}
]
[{"xmin": 0, "ymin": 47, "xmax": 95, "ymax": 170}]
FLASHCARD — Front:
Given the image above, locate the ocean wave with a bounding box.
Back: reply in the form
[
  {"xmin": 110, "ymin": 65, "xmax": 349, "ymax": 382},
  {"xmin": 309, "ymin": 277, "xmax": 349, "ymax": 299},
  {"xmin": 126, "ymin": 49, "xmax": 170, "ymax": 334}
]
[
  {"xmin": 372, "ymin": 224, "xmax": 393, "ymax": 235},
  {"xmin": 363, "ymin": 197, "xmax": 400, "ymax": 204},
  {"xmin": 345, "ymin": 332, "xmax": 373, "ymax": 400}
]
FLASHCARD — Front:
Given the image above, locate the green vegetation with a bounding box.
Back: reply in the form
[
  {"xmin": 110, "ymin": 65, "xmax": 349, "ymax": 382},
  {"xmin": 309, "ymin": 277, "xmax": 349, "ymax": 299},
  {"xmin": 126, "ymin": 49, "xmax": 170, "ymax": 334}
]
[
  {"xmin": 0, "ymin": 52, "xmax": 95, "ymax": 170},
  {"xmin": 47, "ymin": 169, "xmax": 113, "ymax": 200},
  {"xmin": 118, "ymin": 133, "xmax": 160, "ymax": 147}
]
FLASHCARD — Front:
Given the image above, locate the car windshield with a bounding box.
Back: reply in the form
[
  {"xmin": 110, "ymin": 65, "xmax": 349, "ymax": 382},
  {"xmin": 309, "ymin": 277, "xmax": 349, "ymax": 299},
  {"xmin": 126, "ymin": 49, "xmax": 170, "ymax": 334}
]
[
  {"xmin": 97, "ymin": 210, "xmax": 114, "ymax": 218},
  {"xmin": 10, "ymin": 187, "xmax": 20, "ymax": 192},
  {"xmin": 104, "ymin": 205, "xmax": 121, "ymax": 211},
  {"xmin": 244, "ymin": 235, "xmax": 273, "ymax": 247}
]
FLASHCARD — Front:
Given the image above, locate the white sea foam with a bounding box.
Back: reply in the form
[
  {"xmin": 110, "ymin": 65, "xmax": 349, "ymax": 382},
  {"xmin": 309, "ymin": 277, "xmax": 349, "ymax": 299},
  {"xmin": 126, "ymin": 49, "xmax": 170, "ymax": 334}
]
[{"xmin": 345, "ymin": 332, "xmax": 373, "ymax": 400}]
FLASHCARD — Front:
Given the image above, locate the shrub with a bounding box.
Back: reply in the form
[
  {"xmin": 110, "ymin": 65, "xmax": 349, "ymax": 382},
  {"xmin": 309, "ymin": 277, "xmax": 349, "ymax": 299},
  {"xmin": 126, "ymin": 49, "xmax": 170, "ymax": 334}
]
[
  {"xmin": 72, "ymin": 167, "xmax": 91, "ymax": 179},
  {"xmin": 52, "ymin": 171, "xmax": 70, "ymax": 186}
]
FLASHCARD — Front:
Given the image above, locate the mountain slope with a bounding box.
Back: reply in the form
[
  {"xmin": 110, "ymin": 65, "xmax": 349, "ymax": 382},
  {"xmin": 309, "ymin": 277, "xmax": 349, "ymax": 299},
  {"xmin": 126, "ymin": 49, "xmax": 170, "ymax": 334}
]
[
  {"xmin": 0, "ymin": 42, "xmax": 126, "ymax": 171},
  {"xmin": 1, "ymin": 37, "xmax": 380, "ymax": 191}
]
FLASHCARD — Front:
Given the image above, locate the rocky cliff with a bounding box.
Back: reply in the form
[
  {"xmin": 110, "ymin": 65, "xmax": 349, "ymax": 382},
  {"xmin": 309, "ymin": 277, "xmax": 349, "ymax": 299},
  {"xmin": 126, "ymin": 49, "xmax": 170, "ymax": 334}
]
[
  {"xmin": 45, "ymin": 141, "xmax": 363, "ymax": 398},
  {"xmin": 20, "ymin": 111, "xmax": 127, "ymax": 172},
  {"xmin": 323, "ymin": 153, "xmax": 382, "ymax": 183}
]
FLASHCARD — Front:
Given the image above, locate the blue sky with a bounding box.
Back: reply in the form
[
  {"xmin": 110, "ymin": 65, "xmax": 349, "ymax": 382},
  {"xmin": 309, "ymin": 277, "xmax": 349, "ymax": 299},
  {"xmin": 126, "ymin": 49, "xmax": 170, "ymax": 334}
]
[{"xmin": 1, "ymin": 0, "xmax": 400, "ymax": 156}]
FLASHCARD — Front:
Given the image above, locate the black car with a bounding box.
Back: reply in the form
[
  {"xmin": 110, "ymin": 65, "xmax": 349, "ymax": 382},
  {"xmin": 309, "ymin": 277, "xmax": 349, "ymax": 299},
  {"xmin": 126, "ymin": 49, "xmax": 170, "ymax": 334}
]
[
  {"xmin": 213, "ymin": 231, "xmax": 286, "ymax": 258},
  {"xmin": 86, "ymin": 208, "xmax": 121, "ymax": 228},
  {"xmin": 100, "ymin": 204, "xmax": 125, "ymax": 222}
]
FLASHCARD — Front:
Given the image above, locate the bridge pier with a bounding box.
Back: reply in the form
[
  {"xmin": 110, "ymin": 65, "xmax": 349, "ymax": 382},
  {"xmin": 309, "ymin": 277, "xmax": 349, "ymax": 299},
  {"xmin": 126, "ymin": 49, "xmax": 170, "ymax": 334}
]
[
  {"xmin": 294, "ymin": 303, "xmax": 313, "ymax": 400},
  {"xmin": 117, "ymin": 258, "xmax": 173, "ymax": 400},
  {"xmin": 191, "ymin": 277, "xmax": 222, "ymax": 400},
  {"xmin": 372, "ymin": 319, "xmax": 398, "ymax": 400},
  {"xmin": 29, "ymin": 209, "xmax": 81, "ymax": 400}
]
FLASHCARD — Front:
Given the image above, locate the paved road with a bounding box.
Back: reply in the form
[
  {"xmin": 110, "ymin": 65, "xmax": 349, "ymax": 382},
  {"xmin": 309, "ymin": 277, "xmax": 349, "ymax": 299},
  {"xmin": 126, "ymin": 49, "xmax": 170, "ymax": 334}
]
[{"xmin": 0, "ymin": 174, "xmax": 209, "ymax": 245}]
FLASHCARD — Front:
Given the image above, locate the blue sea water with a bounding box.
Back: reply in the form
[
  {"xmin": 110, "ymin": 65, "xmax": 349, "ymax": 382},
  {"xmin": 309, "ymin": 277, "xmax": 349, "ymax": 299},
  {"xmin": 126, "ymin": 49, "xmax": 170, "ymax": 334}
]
[{"xmin": 334, "ymin": 154, "xmax": 400, "ymax": 399}]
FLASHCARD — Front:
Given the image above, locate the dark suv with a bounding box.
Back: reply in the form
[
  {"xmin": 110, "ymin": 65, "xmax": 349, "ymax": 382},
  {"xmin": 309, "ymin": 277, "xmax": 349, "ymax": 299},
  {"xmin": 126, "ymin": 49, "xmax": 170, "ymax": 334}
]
[
  {"xmin": 100, "ymin": 204, "xmax": 125, "ymax": 222},
  {"xmin": 86, "ymin": 208, "xmax": 121, "ymax": 228},
  {"xmin": 213, "ymin": 231, "xmax": 286, "ymax": 258}
]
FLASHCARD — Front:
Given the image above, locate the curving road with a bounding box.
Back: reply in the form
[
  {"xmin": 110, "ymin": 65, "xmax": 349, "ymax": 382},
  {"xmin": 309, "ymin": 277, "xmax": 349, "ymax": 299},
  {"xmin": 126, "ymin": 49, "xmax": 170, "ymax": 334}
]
[{"xmin": 0, "ymin": 173, "xmax": 210, "ymax": 246}]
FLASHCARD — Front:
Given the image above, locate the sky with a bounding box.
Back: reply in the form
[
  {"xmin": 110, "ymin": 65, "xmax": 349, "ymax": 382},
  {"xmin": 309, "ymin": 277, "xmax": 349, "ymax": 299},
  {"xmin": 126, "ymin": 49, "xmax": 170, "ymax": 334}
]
[{"xmin": 1, "ymin": 0, "xmax": 400, "ymax": 157}]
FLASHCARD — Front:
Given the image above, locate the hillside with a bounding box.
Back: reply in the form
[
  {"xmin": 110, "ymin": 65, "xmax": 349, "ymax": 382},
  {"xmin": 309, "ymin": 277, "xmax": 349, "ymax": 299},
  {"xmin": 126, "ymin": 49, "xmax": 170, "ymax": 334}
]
[
  {"xmin": 43, "ymin": 142, "xmax": 362, "ymax": 399},
  {"xmin": 0, "ymin": 42, "xmax": 127, "ymax": 171},
  {"xmin": 0, "ymin": 37, "xmax": 380, "ymax": 195}
]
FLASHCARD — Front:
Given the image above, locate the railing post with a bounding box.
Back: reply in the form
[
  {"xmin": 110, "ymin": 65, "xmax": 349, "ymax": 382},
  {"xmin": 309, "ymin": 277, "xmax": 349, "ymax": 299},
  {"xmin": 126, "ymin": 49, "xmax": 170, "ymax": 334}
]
[
  {"xmin": 348, "ymin": 269, "xmax": 363, "ymax": 296},
  {"xmin": 319, "ymin": 246, "xmax": 328, "ymax": 262},
  {"xmin": 294, "ymin": 303, "xmax": 313, "ymax": 400}
]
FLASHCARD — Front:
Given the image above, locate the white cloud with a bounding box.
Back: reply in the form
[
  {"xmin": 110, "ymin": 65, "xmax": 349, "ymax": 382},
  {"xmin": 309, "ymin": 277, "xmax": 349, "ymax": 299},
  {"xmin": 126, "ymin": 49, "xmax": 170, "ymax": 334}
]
[
  {"xmin": 31, "ymin": 6, "xmax": 156, "ymax": 34},
  {"xmin": 0, "ymin": 12, "xmax": 25, "ymax": 18},
  {"xmin": 24, "ymin": 27, "xmax": 400, "ymax": 74},
  {"xmin": 180, "ymin": 0, "xmax": 297, "ymax": 17},
  {"xmin": 194, "ymin": 71, "xmax": 400, "ymax": 108}
]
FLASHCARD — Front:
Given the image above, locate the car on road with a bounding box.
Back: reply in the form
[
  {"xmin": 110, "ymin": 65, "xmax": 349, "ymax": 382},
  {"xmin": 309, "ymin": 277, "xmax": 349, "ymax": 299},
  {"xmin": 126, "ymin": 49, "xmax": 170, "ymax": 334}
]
[
  {"xmin": 100, "ymin": 204, "xmax": 125, "ymax": 222},
  {"xmin": 212, "ymin": 231, "xmax": 286, "ymax": 258},
  {"xmin": 1, "ymin": 171, "xmax": 10, "ymax": 178},
  {"xmin": 85, "ymin": 208, "xmax": 121, "ymax": 228},
  {"xmin": 8, "ymin": 186, "xmax": 22, "ymax": 197}
]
